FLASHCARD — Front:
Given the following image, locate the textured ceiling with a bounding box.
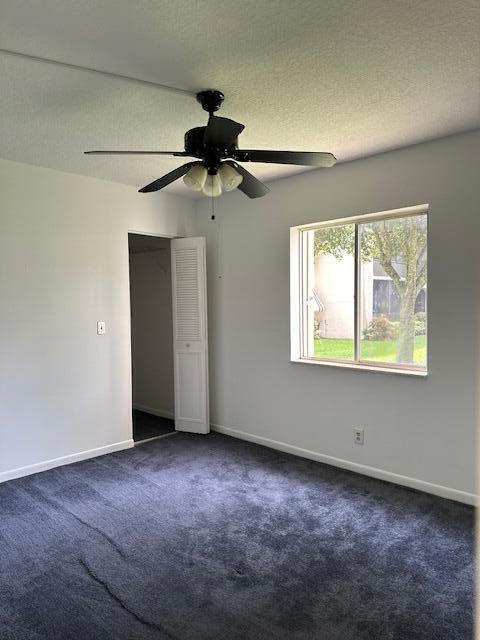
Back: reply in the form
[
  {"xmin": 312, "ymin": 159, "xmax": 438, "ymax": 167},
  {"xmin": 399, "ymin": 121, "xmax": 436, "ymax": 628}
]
[{"xmin": 1, "ymin": 0, "xmax": 479, "ymax": 198}]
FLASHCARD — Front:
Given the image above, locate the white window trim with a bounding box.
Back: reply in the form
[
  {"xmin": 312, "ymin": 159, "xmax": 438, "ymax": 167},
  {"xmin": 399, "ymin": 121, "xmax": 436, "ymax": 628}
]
[{"xmin": 290, "ymin": 204, "xmax": 429, "ymax": 376}]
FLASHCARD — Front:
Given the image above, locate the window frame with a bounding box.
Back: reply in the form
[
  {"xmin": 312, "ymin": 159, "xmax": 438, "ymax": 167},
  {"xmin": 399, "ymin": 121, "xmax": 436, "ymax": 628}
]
[{"xmin": 290, "ymin": 204, "xmax": 429, "ymax": 376}]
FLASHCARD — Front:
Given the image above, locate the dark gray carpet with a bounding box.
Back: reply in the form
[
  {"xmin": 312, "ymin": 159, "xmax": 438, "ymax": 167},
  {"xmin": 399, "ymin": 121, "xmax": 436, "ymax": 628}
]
[
  {"xmin": 133, "ymin": 410, "xmax": 175, "ymax": 442},
  {"xmin": 0, "ymin": 433, "xmax": 473, "ymax": 640}
]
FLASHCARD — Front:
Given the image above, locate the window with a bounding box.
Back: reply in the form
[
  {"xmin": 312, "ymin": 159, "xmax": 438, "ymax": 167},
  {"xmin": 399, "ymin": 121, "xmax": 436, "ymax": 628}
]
[{"xmin": 290, "ymin": 205, "xmax": 428, "ymax": 374}]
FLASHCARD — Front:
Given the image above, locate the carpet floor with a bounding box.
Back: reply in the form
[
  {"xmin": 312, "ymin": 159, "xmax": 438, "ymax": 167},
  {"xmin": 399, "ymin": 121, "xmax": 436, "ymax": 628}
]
[
  {"xmin": 133, "ymin": 410, "xmax": 175, "ymax": 442},
  {"xmin": 0, "ymin": 433, "xmax": 474, "ymax": 640}
]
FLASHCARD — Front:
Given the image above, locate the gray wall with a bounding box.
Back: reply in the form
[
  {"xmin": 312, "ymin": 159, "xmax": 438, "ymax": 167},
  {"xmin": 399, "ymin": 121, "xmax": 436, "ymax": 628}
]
[
  {"xmin": 194, "ymin": 130, "xmax": 479, "ymax": 500},
  {"xmin": 0, "ymin": 158, "xmax": 194, "ymax": 480},
  {"xmin": 130, "ymin": 241, "xmax": 174, "ymax": 417}
]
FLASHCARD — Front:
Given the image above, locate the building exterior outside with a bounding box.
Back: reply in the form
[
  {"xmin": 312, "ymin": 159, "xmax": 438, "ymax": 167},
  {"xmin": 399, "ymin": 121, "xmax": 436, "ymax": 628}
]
[{"xmin": 312, "ymin": 253, "xmax": 426, "ymax": 340}]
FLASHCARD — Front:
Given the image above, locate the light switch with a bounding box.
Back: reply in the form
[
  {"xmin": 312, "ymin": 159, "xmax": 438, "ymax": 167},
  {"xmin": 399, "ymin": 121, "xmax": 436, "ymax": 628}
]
[{"xmin": 97, "ymin": 321, "xmax": 106, "ymax": 335}]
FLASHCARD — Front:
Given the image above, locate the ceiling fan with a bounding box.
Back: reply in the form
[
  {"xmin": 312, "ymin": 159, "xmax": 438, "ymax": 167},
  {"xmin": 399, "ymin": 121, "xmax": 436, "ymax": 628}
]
[{"xmin": 85, "ymin": 90, "xmax": 336, "ymax": 199}]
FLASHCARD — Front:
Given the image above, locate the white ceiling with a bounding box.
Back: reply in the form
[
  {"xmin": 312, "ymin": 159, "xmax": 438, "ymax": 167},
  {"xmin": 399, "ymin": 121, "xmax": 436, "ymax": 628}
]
[{"xmin": 1, "ymin": 0, "xmax": 479, "ymax": 198}]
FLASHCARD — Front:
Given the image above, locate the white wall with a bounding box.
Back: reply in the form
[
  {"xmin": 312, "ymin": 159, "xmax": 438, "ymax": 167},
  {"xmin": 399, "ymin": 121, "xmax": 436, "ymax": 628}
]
[
  {"xmin": 194, "ymin": 130, "xmax": 479, "ymax": 502},
  {"xmin": 0, "ymin": 158, "xmax": 194, "ymax": 480},
  {"xmin": 130, "ymin": 242, "xmax": 174, "ymax": 417}
]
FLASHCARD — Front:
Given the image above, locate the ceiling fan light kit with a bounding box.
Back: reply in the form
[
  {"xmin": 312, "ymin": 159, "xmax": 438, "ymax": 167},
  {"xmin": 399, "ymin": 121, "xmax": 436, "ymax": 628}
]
[
  {"xmin": 218, "ymin": 163, "xmax": 243, "ymax": 192},
  {"xmin": 183, "ymin": 163, "xmax": 207, "ymax": 191},
  {"xmin": 85, "ymin": 89, "xmax": 336, "ymax": 199},
  {"xmin": 202, "ymin": 173, "xmax": 223, "ymax": 198}
]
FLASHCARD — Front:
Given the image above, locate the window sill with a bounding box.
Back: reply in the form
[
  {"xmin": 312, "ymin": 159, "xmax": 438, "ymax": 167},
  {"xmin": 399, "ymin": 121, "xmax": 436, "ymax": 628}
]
[{"xmin": 291, "ymin": 357, "xmax": 428, "ymax": 377}]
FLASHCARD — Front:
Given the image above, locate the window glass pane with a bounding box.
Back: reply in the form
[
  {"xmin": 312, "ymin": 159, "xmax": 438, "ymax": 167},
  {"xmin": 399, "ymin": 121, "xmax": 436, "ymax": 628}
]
[
  {"xmin": 359, "ymin": 214, "xmax": 427, "ymax": 367},
  {"xmin": 305, "ymin": 224, "xmax": 355, "ymax": 361}
]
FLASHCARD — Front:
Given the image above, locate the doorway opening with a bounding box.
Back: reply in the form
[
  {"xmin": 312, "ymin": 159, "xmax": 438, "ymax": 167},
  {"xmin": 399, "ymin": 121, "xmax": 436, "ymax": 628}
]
[{"xmin": 128, "ymin": 233, "xmax": 176, "ymax": 443}]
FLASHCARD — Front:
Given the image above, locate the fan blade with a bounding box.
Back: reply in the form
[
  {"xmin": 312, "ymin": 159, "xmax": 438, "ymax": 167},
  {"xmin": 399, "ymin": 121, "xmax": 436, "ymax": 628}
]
[
  {"xmin": 139, "ymin": 162, "xmax": 196, "ymax": 193},
  {"xmin": 85, "ymin": 150, "xmax": 188, "ymax": 156},
  {"xmin": 204, "ymin": 116, "xmax": 245, "ymax": 148},
  {"xmin": 225, "ymin": 161, "xmax": 269, "ymax": 199},
  {"xmin": 234, "ymin": 150, "xmax": 336, "ymax": 167}
]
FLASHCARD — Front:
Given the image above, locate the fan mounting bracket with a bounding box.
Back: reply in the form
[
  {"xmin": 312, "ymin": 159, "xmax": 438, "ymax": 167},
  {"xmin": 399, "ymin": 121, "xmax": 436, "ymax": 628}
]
[{"xmin": 196, "ymin": 90, "xmax": 224, "ymax": 114}]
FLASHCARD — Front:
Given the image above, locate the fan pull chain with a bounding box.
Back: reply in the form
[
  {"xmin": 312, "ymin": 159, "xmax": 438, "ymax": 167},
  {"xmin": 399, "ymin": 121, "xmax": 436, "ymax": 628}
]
[{"xmin": 210, "ymin": 196, "xmax": 223, "ymax": 279}]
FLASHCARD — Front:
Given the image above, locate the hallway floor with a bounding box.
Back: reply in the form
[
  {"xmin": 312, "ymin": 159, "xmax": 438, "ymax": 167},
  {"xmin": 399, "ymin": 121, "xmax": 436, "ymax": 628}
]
[{"xmin": 132, "ymin": 410, "xmax": 175, "ymax": 442}]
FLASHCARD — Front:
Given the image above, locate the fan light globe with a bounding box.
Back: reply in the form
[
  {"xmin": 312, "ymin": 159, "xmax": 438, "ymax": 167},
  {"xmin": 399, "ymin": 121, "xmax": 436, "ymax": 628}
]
[
  {"xmin": 202, "ymin": 173, "xmax": 222, "ymax": 197},
  {"xmin": 219, "ymin": 163, "xmax": 243, "ymax": 191},
  {"xmin": 183, "ymin": 164, "xmax": 207, "ymax": 191}
]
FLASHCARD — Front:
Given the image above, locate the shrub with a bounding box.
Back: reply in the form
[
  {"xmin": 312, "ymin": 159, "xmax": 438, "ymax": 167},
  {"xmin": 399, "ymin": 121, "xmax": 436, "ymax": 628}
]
[
  {"xmin": 363, "ymin": 315, "xmax": 399, "ymax": 341},
  {"xmin": 415, "ymin": 312, "xmax": 427, "ymax": 336}
]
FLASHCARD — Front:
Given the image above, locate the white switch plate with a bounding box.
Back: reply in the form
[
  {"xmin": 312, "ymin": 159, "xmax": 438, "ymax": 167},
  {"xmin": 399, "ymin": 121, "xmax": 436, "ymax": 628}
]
[
  {"xmin": 354, "ymin": 428, "xmax": 364, "ymax": 445},
  {"xmin": 97, "ymin": 321, "xmax": 106, "ymax": 335}
]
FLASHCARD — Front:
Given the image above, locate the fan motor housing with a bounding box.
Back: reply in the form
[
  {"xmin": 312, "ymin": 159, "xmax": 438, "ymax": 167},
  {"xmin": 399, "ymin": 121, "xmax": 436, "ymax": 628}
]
[
  {"xmin": 184, "ymin": 127, "xmax": 206, "ymax": 156},
  {"xmin": 184, "ymin": 126, "xmax": 238, "ymax": 171}
]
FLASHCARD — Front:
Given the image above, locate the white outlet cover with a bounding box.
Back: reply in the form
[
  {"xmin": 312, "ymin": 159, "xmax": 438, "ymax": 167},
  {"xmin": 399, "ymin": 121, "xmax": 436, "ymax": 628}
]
[
  {"xmin": 354, "ymin": 428, "xmax": 364, "ymax": 445},
  {"xmin": 97, "ymin": 321, "xmax": 106, "ymax": 335}
]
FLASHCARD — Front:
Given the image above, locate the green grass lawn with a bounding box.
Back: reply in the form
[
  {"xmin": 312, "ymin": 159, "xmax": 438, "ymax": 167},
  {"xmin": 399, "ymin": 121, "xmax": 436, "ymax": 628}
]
[{"xmin": 314, "ymin": 335, "xmax": 426, "ymax": 365}]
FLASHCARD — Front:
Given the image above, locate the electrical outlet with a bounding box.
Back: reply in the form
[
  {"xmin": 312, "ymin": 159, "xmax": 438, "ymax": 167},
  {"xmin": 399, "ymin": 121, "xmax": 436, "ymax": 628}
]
[
  {"xmin": 97, "ymin": 321, "xmax": 106, "ymax": 335},
  {"xmin": 354, "ymin": 428, "xmax": 364, "ymax": 445}
]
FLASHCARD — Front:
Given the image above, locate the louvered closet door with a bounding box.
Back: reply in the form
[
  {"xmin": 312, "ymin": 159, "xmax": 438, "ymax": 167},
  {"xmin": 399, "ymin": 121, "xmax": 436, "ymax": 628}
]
[{"xmin": 171, "ymin": 237, "xmax": 209, "ymax": 433}]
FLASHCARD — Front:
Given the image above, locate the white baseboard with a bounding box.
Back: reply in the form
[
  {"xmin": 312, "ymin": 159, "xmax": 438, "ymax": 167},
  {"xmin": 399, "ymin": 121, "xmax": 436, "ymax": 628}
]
[
  {"xmin": 0, "ymin": 439, "xmax": 134, "ymax": 484},
  {"xmin": 133, "ymin": 403, "xmax": 174, "ymax": 420},
  {"xmin": 211, "ymin": 424, "xmax": 477, "ymax": 506}
]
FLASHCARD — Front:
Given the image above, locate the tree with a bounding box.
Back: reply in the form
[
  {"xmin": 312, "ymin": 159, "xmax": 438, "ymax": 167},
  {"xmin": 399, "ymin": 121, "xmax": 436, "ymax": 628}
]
[{"xmin": 314, "ymin": 216, "xmax": 427, "ymax": 363}]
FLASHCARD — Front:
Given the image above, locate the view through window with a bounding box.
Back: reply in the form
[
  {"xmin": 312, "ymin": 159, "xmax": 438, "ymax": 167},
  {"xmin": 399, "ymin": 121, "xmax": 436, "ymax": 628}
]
[{"xmin": 298, "ymin": 208, "xmax": 427, "ymax": 371}]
